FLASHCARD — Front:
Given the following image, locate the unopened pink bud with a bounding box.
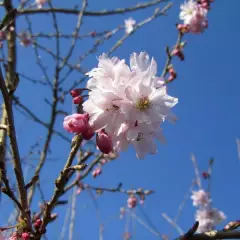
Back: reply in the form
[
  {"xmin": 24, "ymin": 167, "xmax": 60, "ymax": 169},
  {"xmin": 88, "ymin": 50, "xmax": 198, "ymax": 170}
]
[
  {"xmin": 100, "ymin": 159, "xmax": 107, "ymax": 165},
  {"xmin": 92, "ymin": 167, "xmax": 102, "ymax": 178},
  {"xmin": 168, "ymin": 74, "xmax": 176, "ymax": 82},
  {"xmin": 91, "ymin": 31, "xmax": 97, "ymax": 37},
  {"xmin": 21, "ymin": 232, "xmax": 30, "ymax": 240},
  {"xmin": 127, "ymin": 196, "xmax": 137, "ymax": 208},
  {"xmin": 96, "ymin": 130, "xmax": 113, "ymax": 154},
  {"xmin": 77, "ymin": 187, "xmax": 82, "ymax": 195},
  {"xmin": 177, "ymin": 24, "xmax": 189, "ymax": 33},
  {"xmin": 177, "ymin": 24, "xmax": 184, "ymax": 30},
  {"xmin": 63, "ymin": 113, "xmax": 89, "ymax": 134},
  {"xmin": 70, "ymin": 89, "xmax": 82, "ymax": 97},
  {"xmin": 82, "ymin": 126, "xmax": 94, "ymax": 140},
  {"xmin": 172, "ymin": 48, "xmax": 184, "ymax": 60},
  {"xmin": 34, "ymin": 218, "xmax": 42, "ymax": 229},
  {"xmin": 73, "ymin": 96, "xmax": 83, "ymax": 104},
  {"xmin": 172, "ymin": 48, "xmax": 180, "ymax": 56},
  {"xmin": 168, "ymin": 67, "xmax": 175, "ymax": 75}
]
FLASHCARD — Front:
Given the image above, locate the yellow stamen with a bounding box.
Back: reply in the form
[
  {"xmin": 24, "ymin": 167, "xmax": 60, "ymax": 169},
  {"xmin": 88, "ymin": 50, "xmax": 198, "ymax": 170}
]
[{"xmin": 136, "ymin": 97, "xmax": 150, "ymax": 111}]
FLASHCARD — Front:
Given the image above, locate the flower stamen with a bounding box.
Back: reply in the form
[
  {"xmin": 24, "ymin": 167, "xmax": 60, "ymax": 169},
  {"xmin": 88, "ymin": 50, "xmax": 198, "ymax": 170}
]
[{"xmin": 136, "ymin": 97, "xmax": 150, "ymax": 111}]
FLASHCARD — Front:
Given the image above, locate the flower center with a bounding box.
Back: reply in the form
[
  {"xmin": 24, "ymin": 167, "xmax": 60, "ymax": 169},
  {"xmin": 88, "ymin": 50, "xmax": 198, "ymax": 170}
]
[{"xmin": 136, "ymin": 97, "xmax": 150, "ymax": 111}]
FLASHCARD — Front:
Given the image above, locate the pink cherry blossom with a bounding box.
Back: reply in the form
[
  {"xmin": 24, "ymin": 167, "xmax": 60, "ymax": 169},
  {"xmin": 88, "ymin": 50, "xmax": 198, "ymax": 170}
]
[
  {"xmin": 189, "ymin": 7, "xmax": 208, "ymax": 33},
  {"xmin": 83, "ymin": 52, "xmax": 178, "ymax": 159},
  {"xmin": 124, "ymin": 17, "xmax": 136, "ymax": 34},
  {"xmin": 191, "ymin": 189, "xmax": 210, "ymax": 207},
  {"xmin": 195, "ymin": 208, "xmax": 226, "ymax": 233},
  {"xmin": 180, "ymin": 0, "xmax": 207, "ymax": 24},
  {"xmin": 179, "ymin": 0, "xmax": 208, "ymax": 34},
  {"xmin": 127, "ymin": 195, "xmax": 137, "ymax": 208}
]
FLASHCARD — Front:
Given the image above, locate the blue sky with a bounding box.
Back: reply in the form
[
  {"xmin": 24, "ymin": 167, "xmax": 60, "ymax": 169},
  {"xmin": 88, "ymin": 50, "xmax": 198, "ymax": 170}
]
[{"xmin": 1, "ymin": 0, "xmax": 240, "ymax": 239}]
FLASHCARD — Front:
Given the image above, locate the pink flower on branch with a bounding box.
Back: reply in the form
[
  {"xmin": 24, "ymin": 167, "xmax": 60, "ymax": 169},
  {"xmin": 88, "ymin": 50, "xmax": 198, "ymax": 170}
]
[
  {"xmin": 179, "ymin": 0, "xmax": 208, "ymax": 34},
  {"xmin": 127, "ymin": 195, "xmax": 137, "ymax": 208},
  {"xmin": 83, "ymin": 52, "xmax": 178, "ymax": 159},
  {"xmin": 191, "ymin": 189, "xmax": 210, "ymax": 207},
  {"xmin": 196, "ymin": 208, "xmax": 226, "ymax": 233},
  {"xmin": 124, "ymin": 17, "xmax": 136, "ymax": 34}
]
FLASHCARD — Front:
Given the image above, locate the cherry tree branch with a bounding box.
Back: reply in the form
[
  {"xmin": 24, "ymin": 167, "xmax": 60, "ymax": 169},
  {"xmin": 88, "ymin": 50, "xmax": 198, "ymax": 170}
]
[
  {"xmin": 176, "ymin": 230, "xmax": 240, "ymax": 240},
  {"xmin": 161, "ymin": 33, "xmax": 183, "ymax": 78},
  {"xmin": 12, "ymin": 96, "xmax": 70, "ymax": 143},
  {"xmin": 36, "ymin": 134, "xmax": 83, "ymax": 237},
  {"xmin": 0, "ymin": 66, "xmax": 30, "ymax": 227},
  {"xmin": 17, "ymin": 0, "xmax": 167, "ymax": 17}
]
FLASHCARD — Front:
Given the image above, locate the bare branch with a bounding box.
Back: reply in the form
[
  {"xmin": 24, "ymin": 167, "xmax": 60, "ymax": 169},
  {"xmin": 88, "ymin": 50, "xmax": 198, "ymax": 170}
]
[
  {"xmin": 18, "ymin": 0, "xmax": 167, "ymax": 17},
  {"xmin": 0, "ymin": 66, "xmax": 30, "ymax": 227}
]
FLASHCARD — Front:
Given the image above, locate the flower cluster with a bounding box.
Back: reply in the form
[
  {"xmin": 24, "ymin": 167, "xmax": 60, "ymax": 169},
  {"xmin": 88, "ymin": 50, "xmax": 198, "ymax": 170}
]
[
  {"xmin": 179, "ymin": 0, "xmax": 213, "ymax": 34},
  {"xmin": 82, "ymin": 52, "xmax": 178, "ymax": 158},
  {"xmin": 196, "ymin": 208, "xmax": 226, "ymax": 233},
  {"xmin": 191, "ymin": 189, "xmax": 226, "ymax": 233}
]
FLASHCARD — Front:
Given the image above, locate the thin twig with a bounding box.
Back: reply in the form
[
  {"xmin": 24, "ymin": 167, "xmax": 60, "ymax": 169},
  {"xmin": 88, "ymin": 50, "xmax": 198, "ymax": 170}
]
[
  {"xmin": 191, "ymin": 154, "xmax": 202, "ymax": 189},
  {"xmin": 68, "ymin": 187, "xmax": 77, "ymax": 240},
  {"xmin": 108, "ymin": 2, "xmax": 173, "ymax": 55}
]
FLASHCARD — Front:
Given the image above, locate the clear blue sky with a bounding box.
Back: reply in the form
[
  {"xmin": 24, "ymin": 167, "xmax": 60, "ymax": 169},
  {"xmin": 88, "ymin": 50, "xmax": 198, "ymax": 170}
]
[{"xmin": 1, "ymin": 0, "xmax": 240, "ymax": 239}]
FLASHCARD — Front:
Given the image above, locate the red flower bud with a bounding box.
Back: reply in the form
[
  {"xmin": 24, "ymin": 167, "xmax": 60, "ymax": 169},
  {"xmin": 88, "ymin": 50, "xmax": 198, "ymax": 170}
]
[
  {"xmin": 96, "ymin": 130, "xmax": 113, "ymax": 154},
  {"xmin": 73, "ymin": 96, "xmax": 83, "ymax": 104},
  {"xmin": 21, "ymin": 232, "xmax": 30, "ymax": 240},
  {"xmin": 82, "ymin": 126, "xmax": 95, "ymax": 140},
  {"xmin": 70, "ymin": 89, "xmax": 82, "ymax": 97}
]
